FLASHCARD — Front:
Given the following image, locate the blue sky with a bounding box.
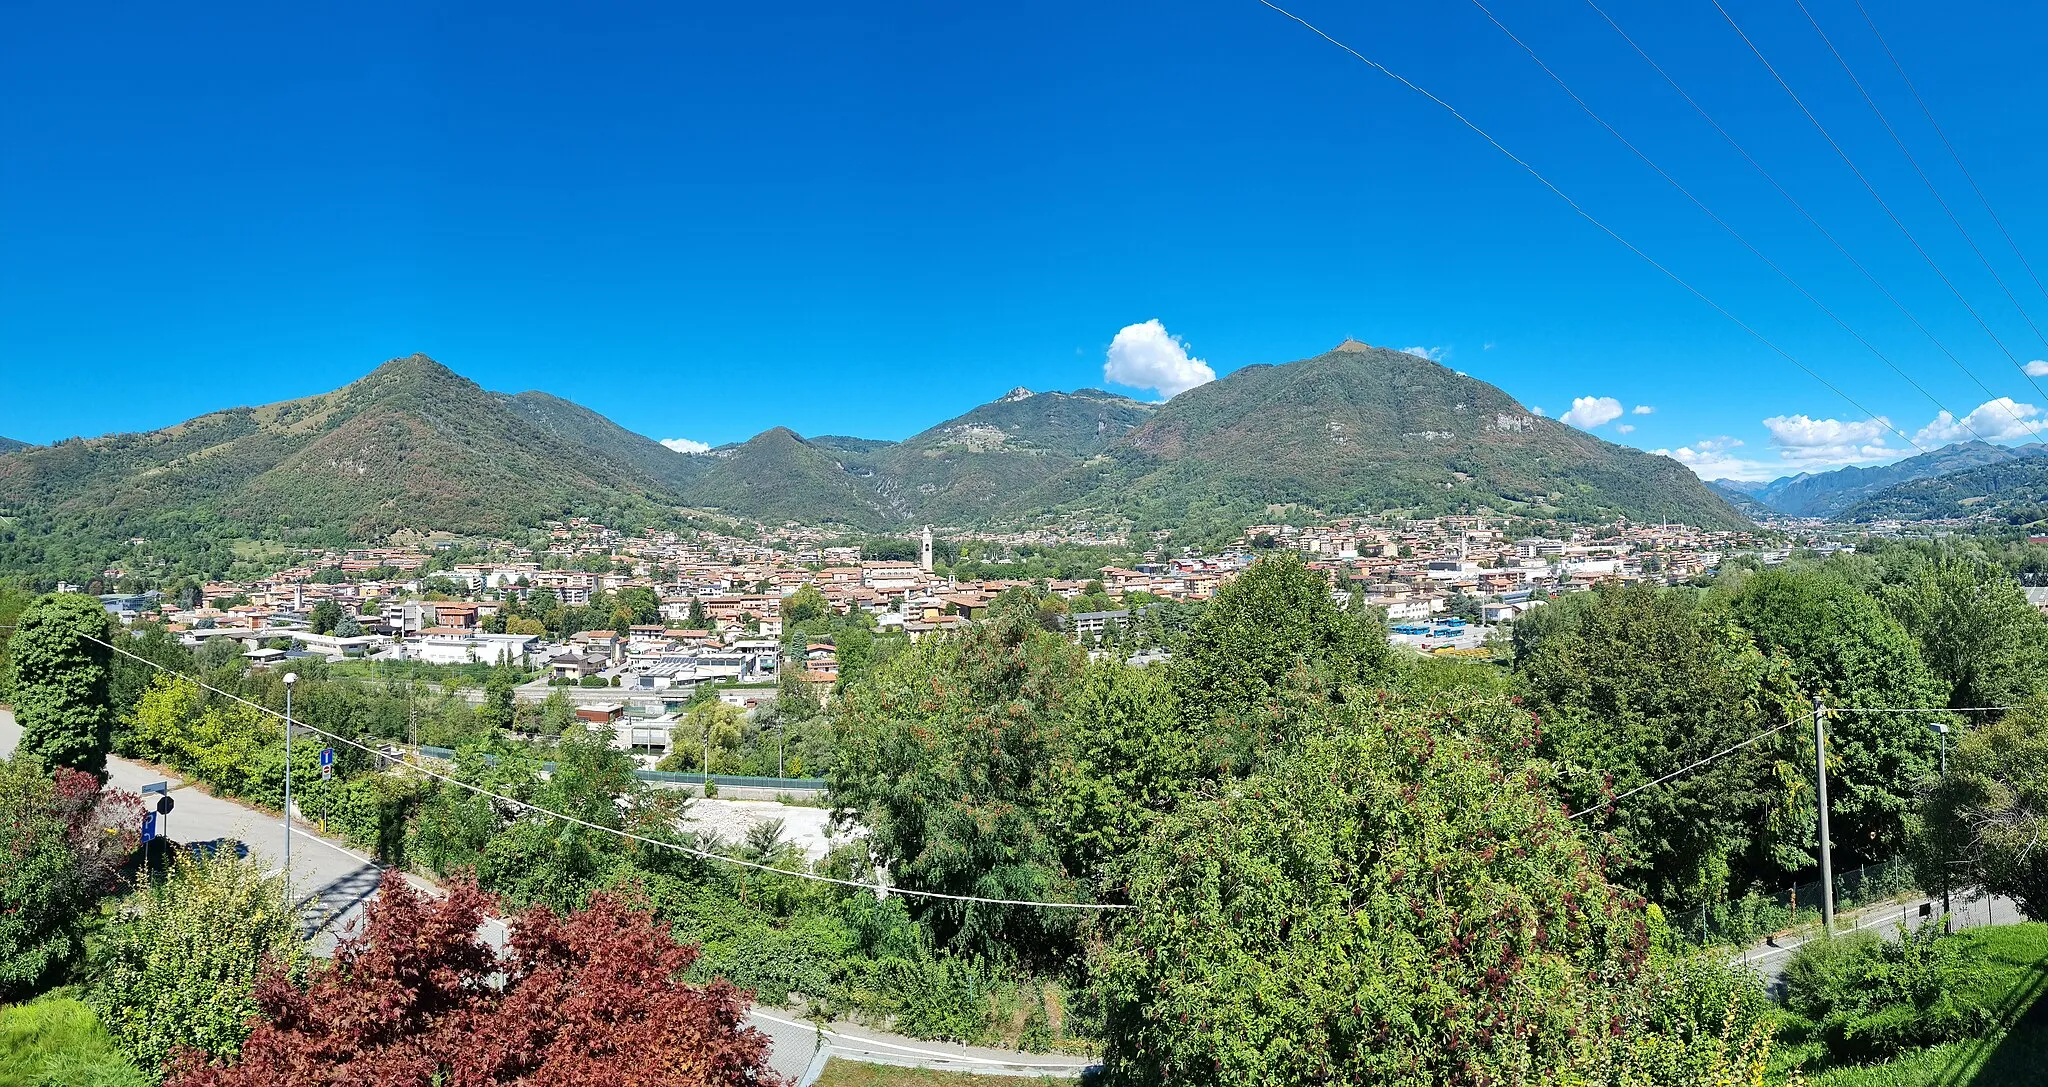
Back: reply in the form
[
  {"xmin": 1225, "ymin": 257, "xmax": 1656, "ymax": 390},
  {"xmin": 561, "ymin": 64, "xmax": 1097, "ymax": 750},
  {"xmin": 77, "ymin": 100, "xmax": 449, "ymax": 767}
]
[{"xmin": 5, "ymin": 0, "xmax": 2047, "ymax": 481}]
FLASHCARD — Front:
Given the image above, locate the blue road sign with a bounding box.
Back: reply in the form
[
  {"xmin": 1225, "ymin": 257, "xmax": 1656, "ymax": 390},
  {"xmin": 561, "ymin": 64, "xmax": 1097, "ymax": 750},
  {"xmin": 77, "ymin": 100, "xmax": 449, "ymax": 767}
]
[
  {"xmin": 319, "ymin": 747, "xmax": 335, "ymax": 769},
  {"xmin": 141, "ymin": 811, "xmax": 157, "ymax": 844},
  {"xmin": 141, "ymin": 780, "xmax": 168, "ymax": 795}
]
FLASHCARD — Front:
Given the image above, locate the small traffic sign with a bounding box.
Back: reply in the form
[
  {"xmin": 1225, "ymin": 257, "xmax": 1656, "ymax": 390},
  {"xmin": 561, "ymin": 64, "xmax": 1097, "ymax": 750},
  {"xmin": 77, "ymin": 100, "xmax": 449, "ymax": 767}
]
[
  {"xmin": 156, "ymin": 795, "xmax": 174, "ymax": 816},
  {"xmin": 319, "ymin": 747, "xmax": 334, "ymax": 769},
  {"xmin": 140, "ymin": 811, "xmax": 156, "ymax": 845},
  {"xmin": 141, "ymin": 780, "xmax": 168, "ymax": 795}
]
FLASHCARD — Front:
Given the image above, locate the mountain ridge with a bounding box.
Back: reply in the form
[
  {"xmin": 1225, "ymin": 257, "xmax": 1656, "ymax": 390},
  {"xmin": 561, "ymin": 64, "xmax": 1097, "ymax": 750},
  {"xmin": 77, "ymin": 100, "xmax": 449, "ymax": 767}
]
[{"xmin": 0, "ymin": 346, "xmax": 1755, "ymax": 578}]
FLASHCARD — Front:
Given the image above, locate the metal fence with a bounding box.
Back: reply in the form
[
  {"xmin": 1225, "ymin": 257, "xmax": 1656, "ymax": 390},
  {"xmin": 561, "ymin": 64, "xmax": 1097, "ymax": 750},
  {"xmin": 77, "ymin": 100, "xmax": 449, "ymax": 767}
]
[{"xmin": 1669, "ymin": 857, "xmax": 1919, "ymax": 947}]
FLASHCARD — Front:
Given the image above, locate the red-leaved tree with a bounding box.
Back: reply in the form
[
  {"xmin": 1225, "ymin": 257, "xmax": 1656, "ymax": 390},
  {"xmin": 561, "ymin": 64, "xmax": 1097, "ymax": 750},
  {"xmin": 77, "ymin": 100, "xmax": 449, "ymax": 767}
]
[{"xmin": 170, "ymin": 871, "xmax": 779, "ymax": 1086}]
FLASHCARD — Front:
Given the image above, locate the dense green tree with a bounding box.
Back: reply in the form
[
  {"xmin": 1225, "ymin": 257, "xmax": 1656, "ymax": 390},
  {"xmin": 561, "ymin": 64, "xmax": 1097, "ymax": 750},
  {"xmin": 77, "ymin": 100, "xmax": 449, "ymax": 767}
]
[
  {"xmin": 782, "ymin": 584, "xmax": 830, "ymax": 628},
  {"xmin": 829, "ymin": 599, "xmax": 1091, "ymax": 958},
  {"xmin": 1044, "ymin": 660, "xmax": 1194, "ymax": 890},
  {"xmin": 1512, "ymin": 583, "xmax": 1806, "ymax": 905},
  {"xmin": 477, "ymin": 661, "xmax": 520, "ymax": 732},
  {"xmin": 1168, "ymin": 553, "xmax": 1392, "ymax": 775},
  {"xmin": 1880, "ymin": 552, "xmax": 2048, "ymax": 711},
  {"xmin": 88, "ymin": 851, "xmax": 307, "ymax": 1072},
  {"xmin": 1909, "ymin": 704, "xmax": 2048, "ymax": 920},
  {"xmin": 8, "ymin": 592, "xmax": 117, "ymax": 778},
  {"xmin": 1727, "ymin": 568, "xmax": 1944, "ymax": 870},
  {"xmin": 662, "ymin": 701, "xmax": 746, "ymax": 774},
  {"xmin": 1088, "ymin": 690, "xmax": 1728, "ymax": 1086},
  {"xmin": 307, "ymin": 599, "xmax": 343, "ymax": 635}
]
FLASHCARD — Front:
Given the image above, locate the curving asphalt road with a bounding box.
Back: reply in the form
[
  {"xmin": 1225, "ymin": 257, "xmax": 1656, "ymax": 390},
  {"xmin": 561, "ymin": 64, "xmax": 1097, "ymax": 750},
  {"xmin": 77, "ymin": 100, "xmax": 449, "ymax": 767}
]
[{"xmin": 0, "ymin": 709, "xmax": 1091, "ymax": 1082}]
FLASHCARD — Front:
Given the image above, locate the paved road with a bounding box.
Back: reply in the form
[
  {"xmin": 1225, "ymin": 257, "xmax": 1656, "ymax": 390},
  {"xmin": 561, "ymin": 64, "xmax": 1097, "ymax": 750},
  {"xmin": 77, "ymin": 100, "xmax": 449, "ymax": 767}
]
[
  {"xmin": 1, "ymin": 708, "xmax": 1090, "ymax": 1082},
  {"xmin": 0, "ymin": 708, "xmax": 418, "ymax": 954},
  {"xmin": 1737, "ymin": 888, "xmax": 2027, "ymax": 989}
]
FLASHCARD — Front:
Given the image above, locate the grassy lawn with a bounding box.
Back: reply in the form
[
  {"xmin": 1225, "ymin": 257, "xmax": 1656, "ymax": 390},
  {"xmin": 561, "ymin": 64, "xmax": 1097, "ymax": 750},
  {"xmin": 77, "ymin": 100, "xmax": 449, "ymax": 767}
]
[
  {"xmin": 811, "ymin": 1061, "xmax": 1072, "ymax": 1086},
  {"xmin": 1794, "ymin": 923, "xmax": 2048, "ymax": 1087},
  {"xmin": 0, "ymin": 993, "xmax": 150, "ymax": 1087}
]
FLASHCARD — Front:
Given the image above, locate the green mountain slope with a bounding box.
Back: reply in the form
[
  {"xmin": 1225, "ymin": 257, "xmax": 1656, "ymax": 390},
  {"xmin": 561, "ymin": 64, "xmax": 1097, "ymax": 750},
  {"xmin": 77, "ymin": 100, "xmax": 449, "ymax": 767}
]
[
  {"xmin": 1011, "ymin": 341, "xmax": 1750, "ymax": 534},
  {"xmin": 859, "ymin": 388, "xmax": 1154, "ymax": 523},
  {"xmin": 676, "ymin": 427, "xmax": 896, "ymax": 529},
  {"xmin": 1718, "ymin": 440, "xmax": 2047, "ymax": 518},
  {"xmin": 1842, "ymin": 456, "xmax": 2048, "ymax": 523},
  {"xmin": 498, "ymin": 390, "xmax": 711, "ymax": 492},
  {"xmin": 0, "ymin": 437, "xmax": 28, "ymax": 454},
  {"xmin": 0, "ymin": 355, "xmax": 688, "ymax": 578}
]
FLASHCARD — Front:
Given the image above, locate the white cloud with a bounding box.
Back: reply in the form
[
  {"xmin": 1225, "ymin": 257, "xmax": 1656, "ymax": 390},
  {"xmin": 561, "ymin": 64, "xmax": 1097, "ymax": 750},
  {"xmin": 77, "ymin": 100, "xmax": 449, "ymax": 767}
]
[
  {"xmin": 1652, "ymin": 437, "xmax": 1777, "ymax": 480},
  {"xmin": 1761, "ymin": 414, "xmax": 1897, "ymax": 465},
  {"xmin": 1914, "ymin": 398, "xmax": 2045, "ymax": 445},
  {"xmin": 660, "ymin": 437, "xmax": 711, "ymax": 454},
  {"xmin": 1402, "ymin": 346, "xmax": 1447, "ymax": 362},
  {"xmin": 1632, "ymin": 404, "xmax": 1655, "ymax": 415},
  {"xmin": 1531, "ymin": 405, "xmax": 1546, "ymax": 417},
  {"xmin": 2027, "ymin": 360, "xmax": 2048, "ymax": 377},
  {"xmin": 1104, "ymin": 319, "xmax": 1215, "ymax": 399},
  {"xmin": 1616, "ymin": 423, "xmax": 1635, "ymax": 435},
  {"xmin": 1483, "ymin": 342, "xmax": 1496, "ymax": 351},
  {"xmin": 1559, "ymin": 395, "xmax": 1625, "ymax": 429}
]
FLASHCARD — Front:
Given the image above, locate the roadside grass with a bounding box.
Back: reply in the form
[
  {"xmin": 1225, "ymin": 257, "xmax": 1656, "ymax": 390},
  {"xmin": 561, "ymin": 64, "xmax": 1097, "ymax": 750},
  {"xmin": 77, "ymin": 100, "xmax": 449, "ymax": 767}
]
[
  {"xmin": 0, "ymin": 992, "xmax": 151, "ymax": 1087},
  {"xmin": 811, "ymin": 1061, "xmax": 1069, "ymax": 1086},
  {"xmin": 1784, "ymin": 922, "xmax": 2048, "ymax": 1086}
]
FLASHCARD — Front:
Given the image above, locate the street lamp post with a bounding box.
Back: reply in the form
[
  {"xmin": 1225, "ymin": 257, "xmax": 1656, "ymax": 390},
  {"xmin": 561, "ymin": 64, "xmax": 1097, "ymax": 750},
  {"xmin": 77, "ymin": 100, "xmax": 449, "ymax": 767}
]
[
  {"xmin": 1930, "ymin": 720, "xmax": 1951, "ymax": 921},
  {"xmin": 282, "ymin": 672, "xmax": 297, "ymax": 897}
]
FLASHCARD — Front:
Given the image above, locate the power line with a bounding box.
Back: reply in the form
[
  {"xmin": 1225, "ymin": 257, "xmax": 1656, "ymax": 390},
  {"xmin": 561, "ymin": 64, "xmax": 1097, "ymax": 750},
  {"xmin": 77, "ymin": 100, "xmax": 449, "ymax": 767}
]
[
  {"xmin": 1571, "ymin": 0, "xmax": 2011, "ymax": 448},
  {"xmin": 1251, "ymin": 0, "xmax": 1918, "ymax": 453},
  {"xmin": 1464, "ymin": 0, "xmax": 1981, "ymax": 448},
  {"xmin": 1568, "ymin": 719, "xmax": 1794, "ymax": 820},
  {"xmin": 1792, "ymin": 0, "xmax": 2048, "ymax": 393},
  {"xmin": 81, "ymin": 633, "xmax": 1131, "ymax": 912},
  {"xmin": 1707, "ymin": 0, "xmax": 2048, "ymax": 440},
  {"xmin": 1849, "ymin": 0, "xmax": 2048, "ymax": 320}
]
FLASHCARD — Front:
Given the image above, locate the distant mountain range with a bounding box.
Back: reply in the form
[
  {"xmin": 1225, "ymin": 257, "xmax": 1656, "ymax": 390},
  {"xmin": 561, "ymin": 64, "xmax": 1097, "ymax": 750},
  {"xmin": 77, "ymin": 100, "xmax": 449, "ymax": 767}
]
[
  {"xmin": 1709, "ymin": 440, "xmax": 2048, "ymax": 520},
  {"xmin": 0, "ymin": 344, "xmax": 1752, "ymax": 577},
  {"xmin": 0, "ymin": 437, "xmax": 28, "ymax": 454}
]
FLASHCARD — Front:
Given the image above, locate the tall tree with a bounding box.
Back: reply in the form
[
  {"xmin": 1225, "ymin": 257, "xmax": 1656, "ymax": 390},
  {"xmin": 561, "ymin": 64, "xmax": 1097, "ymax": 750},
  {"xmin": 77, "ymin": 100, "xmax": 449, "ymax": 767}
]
[
  {"xmin": 1727, "ymin": 567, "xmax": 1945, "ymax": 870},
  {"xmin": 1168, "ymin": 553, "xmax": 1391, "ymax": 775},
  {"xmin": 9, "ymin": 592, "xmax": 117, "ymax": 778},
  {"xmin": 1909, "ymin": 703, "xmax": 2048, "ymax": 920},
  {"xmin": 830, "ymin": 596, "xmax": 1092, "ymax": 958},
  {"xmin": 1090, "ymin": 690, "xmax": 1753, "ymax": 1086},
  {"xmin": 1512, "ymin": 583, "xmax": 1805, "ymax": 905},
  {"xmin": 169, "ymin": 873, "xmax": 773, "ymax": 1086},
  {"xmin": 1880, "ymin": 552, "xmax": 2048, "ymax": 711}
]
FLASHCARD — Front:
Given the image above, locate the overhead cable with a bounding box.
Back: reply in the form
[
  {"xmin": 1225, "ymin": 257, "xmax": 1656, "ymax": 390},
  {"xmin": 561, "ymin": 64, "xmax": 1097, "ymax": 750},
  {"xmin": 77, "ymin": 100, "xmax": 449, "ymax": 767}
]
[
  {"xmin": 83, "ymin": 633, "xmax": 1132, "ymax": 912},
  {"xmin": 1253, "ymin": 0, "xmax": 1919, "ymax": 453}
]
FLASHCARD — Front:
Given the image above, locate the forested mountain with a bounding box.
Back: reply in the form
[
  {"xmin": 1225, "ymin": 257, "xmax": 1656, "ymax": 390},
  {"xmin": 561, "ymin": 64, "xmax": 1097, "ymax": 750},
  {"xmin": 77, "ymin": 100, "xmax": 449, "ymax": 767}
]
[
  {"xmin": 1710, "ymin": 440, "xmax": 2048, "ymax": 518},
  {"xmin": 675, "ymin": 427, "xmax": 898, "ymax": 529},
  {"xmin": 0, "ymin": 345, "xmax": 1753, "ymax": 578},
  {"xmin": 0, "ymin": 436, "xmax": 28, "ymax": 454},
  {"xmin": 1011, "ymin": 341, "xmax": 1751, "ymax": 535},
  {"xmin": 1842, "ymin": 455, "xmax": 2048, "ymax": 523},
  {"xmin": 0, "ymin": 355, "xmax": 690, "ymax": 578},
  {"xmin": 496, "ymin": 390, "xmax": 711, "ymax": 493}
]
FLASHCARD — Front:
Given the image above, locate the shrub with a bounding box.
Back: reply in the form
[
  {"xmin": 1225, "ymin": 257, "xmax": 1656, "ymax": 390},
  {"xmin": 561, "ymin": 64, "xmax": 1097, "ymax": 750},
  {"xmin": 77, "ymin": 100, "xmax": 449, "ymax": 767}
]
[
  {"xmin": 1785, "ymin": 925, "xmax": 1997, "ymax": 1061},
  {"xmin": 87, "ymin": 851, "xmax": 306, "ymax": 1073},
  {"xmin": 0, "ymin": 759, "xmax": 141, "ymax": 999}
]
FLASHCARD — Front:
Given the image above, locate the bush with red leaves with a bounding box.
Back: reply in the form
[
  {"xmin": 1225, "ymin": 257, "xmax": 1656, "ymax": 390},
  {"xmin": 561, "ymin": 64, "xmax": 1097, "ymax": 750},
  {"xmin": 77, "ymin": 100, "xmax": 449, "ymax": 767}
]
[{"xmin": 169, "ymin": 870, "xmax": 780, "ymax": 1087}]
